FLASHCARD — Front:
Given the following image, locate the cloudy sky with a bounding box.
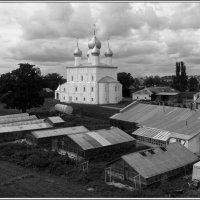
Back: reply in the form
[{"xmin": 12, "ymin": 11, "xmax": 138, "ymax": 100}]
[{"xmin": 0, "ymin": 2, "xmax": 200, "ymax": 78}]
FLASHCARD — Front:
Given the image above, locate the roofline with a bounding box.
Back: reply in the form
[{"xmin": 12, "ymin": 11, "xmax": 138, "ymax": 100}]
[
  {"xmin": 66, "ymin": 65, "xmax": 117, "ymax": 69},
  {"xmin": 119, "ymin": 100, "xmax": 139, "ymax": 113}
]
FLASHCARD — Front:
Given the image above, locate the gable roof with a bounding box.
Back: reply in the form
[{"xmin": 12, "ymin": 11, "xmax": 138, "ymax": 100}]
[
  {"xmin": 111, "ymin": 103, "xmax": 200, "ymax": 138},
  {"xmin": 133, "ymin": 87, "xmax": 178, "ymax": 95},
  {"xmin": 121, "ymin": 142, "xmax": 198, "ymax": 179},
  {"xmin": 31, "ymin": 126, "xmax": 88, "ymax": 139},
  {"xmin": 68, "ymin": 127, "xmax": 135, "ymax": 150}
]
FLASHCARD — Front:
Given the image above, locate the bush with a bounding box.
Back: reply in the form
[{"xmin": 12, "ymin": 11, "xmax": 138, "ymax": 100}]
[{"xmin": 48, "ymin": 161, "xmax": 67, "ymax": 176}]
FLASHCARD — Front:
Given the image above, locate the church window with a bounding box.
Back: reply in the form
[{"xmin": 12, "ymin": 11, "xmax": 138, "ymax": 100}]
[
  {"xmin": 63, "ymin": 96, "xmax": 65, "ymax": 100},
  {"xmin": 91, "ymin": 98, "xmax": 94, "ymax": 101},
  {"xmin": 83, "ymin": 86, "xmax": 86, "ymax": 92},
  {"xmin": 91, "ymin": 87, "xmax": 94, "ymax": 92},
  {"xmin": 64, "ymin": 88, "xmax": 66, "ymax": 92},
  {"xmin": 83, "ymin": 97, "xmax": 86, "ymax": 101},
  {"xmin": 91, "ymin": 75, "xmax": 94, "ymax": 81},
  {"xmin": 76, "ymin": 97, "xmax": 78, "ymax": 101},
  {"xmin": 71, "ymin": 76, "xmax": 73, "ymax": 81},
  {"xmin": 115, "ymin": 86, "xmax": 117, "ymax": 92},
  {"xmin": 81, "ymin": 76, "xmax": 83, "ymax": 81},
  {"xmin": 75, "ymin": 86, "xmax": 78, "ymax": 92},
  {"xmin": 105, "ymin": 87, "xmax": 107, "ymax": 92}
]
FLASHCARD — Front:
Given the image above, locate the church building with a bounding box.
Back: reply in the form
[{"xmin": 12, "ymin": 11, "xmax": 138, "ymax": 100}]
[{"xmin": 55, "ymin": 28, "xmax": 122, "ymax": 104}]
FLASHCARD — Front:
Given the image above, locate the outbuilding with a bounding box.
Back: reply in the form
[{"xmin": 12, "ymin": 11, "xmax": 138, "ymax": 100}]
[
  {"xmin": 106, "ymin": 143, "xmax": 198, "ymax": 187},
  {"xmin": 192, "ymin": 161, "xmax": 200, "ymax": 181},
  {"xmin": 46, "ymin": 116, "xmax": 65, "ymax": 127},
  {"xmin": 27, "ymin": 126, "xmax": 136, "ymax": 159}
]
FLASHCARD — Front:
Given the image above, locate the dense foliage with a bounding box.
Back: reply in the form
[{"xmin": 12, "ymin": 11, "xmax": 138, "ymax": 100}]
[{"xmin": 0, "ymin": 63, "xmax": 44, "ymax": 113}]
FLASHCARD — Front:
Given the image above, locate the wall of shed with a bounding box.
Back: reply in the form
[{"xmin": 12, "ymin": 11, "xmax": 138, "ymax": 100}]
[
  {"xmin": 84, "ymin": 140, "xmax": 136, "ymax": 159},
  {"xmin": 188, "ymin": 135, "xmax": 200, "ymax": 153},
  {"xmin": 108, "ymin": 159, "xmax": 146, "ymax": 186},
  {"xmin": 110, "ymin": 119, "xmax": 138, "ymax": 133}
]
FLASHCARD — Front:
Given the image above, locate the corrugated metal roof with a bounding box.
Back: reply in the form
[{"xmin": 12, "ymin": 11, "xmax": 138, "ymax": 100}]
[
  {"xmin": 0, "ymin": 113, "xmax": 29, "ymax": 119},
  {"xmin": 0, "ymin": 123, "xmax": 52, "ymax": 134},
  {"xmin": 111, "ymin": 103, "xmax": 200, "ymax": 138},
  {"xmin": 47, "ymin": 116, "xmax": 65, "ymax": 124},
  {"xmin": 0, "ymin": 119, "xmax": 44, "ymax": 127},
  {"xmin": 122, "ymin": 142, "xmax": 198, "ymax": 179},
  {"xmin": 132, "ymin": 127, "xmax": 171, "ymax": 141},
  {"xmin": 68, "ymin": 127, "xmax": 135, "ymax": 150},
  {"xmin": 0, "ymin": 115, "xmax": 37, "ymax": 124},
  {"xmin": 31, "ymin": 126, "xmax": 89, "ymax": 138}
]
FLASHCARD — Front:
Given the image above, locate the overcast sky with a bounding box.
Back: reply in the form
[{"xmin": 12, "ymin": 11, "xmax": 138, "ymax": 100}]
[{"xmin": 0, "ymin": 2, "xmax": 200, "ymax": 78}]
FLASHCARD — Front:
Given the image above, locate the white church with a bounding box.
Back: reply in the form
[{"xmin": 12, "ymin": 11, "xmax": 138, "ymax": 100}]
[{"xmin": 55, "ymin": 28, "xmax": 122, "ymax": 104}]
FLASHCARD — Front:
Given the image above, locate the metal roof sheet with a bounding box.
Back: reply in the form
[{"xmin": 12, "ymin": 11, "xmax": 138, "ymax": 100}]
[
  {"xmin": 47, "ymin": 116, "xmax": 65, "ymax": 124},
  {"xmin": 0, "ymin": 123, "xmax": 52, "ymax": 134},
  {"xmin": 121, "ymin": 143, "xmax": 198, "ymax": 179},
  {"xmin": 68, "ymin": 127, "xmax": 135, "ymax": 150},
  {"xmin": 132, "ymin": 127, "xmax": 171, "ymax": 141},
  {"xmin": 111, "ymin": 103, "xmax": 200, "ymax": 138},
  {"xmin": 0, "ymin": 115, "xmax": 37, "ymax": 124},
  {"xmin": 0, "ymin": 119, "xmax": 44, "ymax": 127},
  {"xmin": 31, "ymin": 126, "xmax": 89, "ymax": 138},
  {"xmin": 0, "ymin": 113, "xmax": 29, "ymax": 119},
  {"xmin": 156, "ymin": 92, "xmax": 179, "ymax": 95}
]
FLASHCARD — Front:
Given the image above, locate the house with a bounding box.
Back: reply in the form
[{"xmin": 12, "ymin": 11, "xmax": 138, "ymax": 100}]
[
  {"xmin": 55, "ymin": 26, "xmax": 122, "ymax": 104},
  {"xmin": 27, "ymin": 127, "xmax": 136, "ymax": 160},
  {"xmin": 110, "ymin": 101, "xmax": 200, "ymax": 153},
  {"xmin": 106, "ymin": 143, "xmax": 198, "ymax": 186},
  {"xmin": 132, "ymin": 87, "xmax": 179, "ymax": 102}
]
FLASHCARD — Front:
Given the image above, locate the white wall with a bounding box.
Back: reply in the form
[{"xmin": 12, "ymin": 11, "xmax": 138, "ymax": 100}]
[{"xmin": 132, "ymin": 94, "xmax": 151, "ymax": 101}]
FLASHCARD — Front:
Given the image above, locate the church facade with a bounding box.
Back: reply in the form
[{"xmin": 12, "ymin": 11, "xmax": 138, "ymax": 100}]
[{"xmin": 55, "ymin": 29, "xmax": 122, "ymax": 104}]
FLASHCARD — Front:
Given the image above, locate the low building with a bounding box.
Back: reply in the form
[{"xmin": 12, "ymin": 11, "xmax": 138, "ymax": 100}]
[
  {"xmin": 0, "ymin": 122, "xmax": 53, "ymax": 143},
  {"xmin": 27, "ymin": 126, "xmax": 89, "ymax": 148},
  {"xmin": 132, "ymin": 87, "xmax": 179, "ymax": 102},
  {"xmin": 110, "ymin": 102, "xmax": 200, "ymax": 153},
  {"xmin": 192, "ymin": 161, "xmax": 200, "ymax": 181},
  {"xmin": 46, "ymin": 116, "xmax": 65, "ymax": 127},
  {"xmin": 106, "ymin": 143, "xmax": 198, "ymax": 187},
  {"xmin": 180, "ymin": 92, "xmax": 200, "ymax": 104},
  {"xmin": 27, "ymin": 127, "xmax": 136, "ymax": 159}
]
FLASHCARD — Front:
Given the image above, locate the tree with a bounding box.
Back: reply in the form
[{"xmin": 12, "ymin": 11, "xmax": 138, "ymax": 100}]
[
  {"xmin": 172, "ymin": 61, "xmax": 188, "ymax": 91},
  {"xmin": 117, "ymin": 72, "xmax": 134, "ymax": 97},
  {"xmin": 42, "ymin": 73, "xmax": 66, "ymax": 91},
  {"xmin": 188, "ymin": 77, "xmax": 199, "ymax": 92},
  {"xmin": 0, "ymin": 63, "xmax": 44, "ymax": 113}
]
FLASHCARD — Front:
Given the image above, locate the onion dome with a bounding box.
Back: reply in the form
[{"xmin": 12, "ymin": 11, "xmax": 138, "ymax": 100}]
[
  {"xmin": 91, "ymin": 45, "xmax": 100, "ymax": 56},
  {"xmin": 88, "ymin": 36, "xmax": 101, "ymax": 49},
  {"xmin": 74, "ymin": 40, "xmax": 82, "ymax": 57},
  {"xmin": 105, "ymin": 41, "xmax": 113, "ymax": 57},
  {"xmin": 88, "ymin": 24, "xmax": 101, "ymax": 49}
]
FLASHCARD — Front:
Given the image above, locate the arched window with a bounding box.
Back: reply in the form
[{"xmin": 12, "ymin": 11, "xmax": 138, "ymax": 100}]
[
  {"xmin": 71, "ymin": 76, "xmax": 73, "ymax": 81},
  {"xmin": 81, "ymin": 76, "xmax": 83, "ymax": 81},
  {"xmin": 91, "ymin": 87, "xmax": 94, "ymax": 92},
  {"xmin": 75, "ymin": 86, "xmax": 78, "ymax": 92},
  {"xmin": 83, "ymin": 86, "xmax": 86, "ymax": 92},
  {"xmin": 91, "ymin": 75, "xmax": 94, "ymax": 81}
]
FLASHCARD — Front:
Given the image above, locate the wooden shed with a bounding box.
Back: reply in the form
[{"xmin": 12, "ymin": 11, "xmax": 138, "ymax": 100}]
[
  {"xmin": 27, "ymin": 126, "xmax": 136, "ymax": 160},
  {"xmin": 106, "ymin": 143, "xmax": 198, "ymax": 187},
  {"xmin": 46, "ymin": 116, "xmax": 65, "ymax": 127}
]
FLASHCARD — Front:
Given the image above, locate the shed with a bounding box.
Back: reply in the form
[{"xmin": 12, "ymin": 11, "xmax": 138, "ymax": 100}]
[
  {"xmin": 110, "ymin": 102, "xmax": 200, "ymax": 153},
  {"xmin": 106, "ymin": 143, "xmax": 198, "ymax": 186},
  {"xmin": 46, "ymin": 116, "xmax": 65, "ymax": 127},
  {"xmin": 27, "ymin": 126, "xmax": 89, "ymax": 148},
  {"xmin": 192, "ymin": 161, "xmax": 200, "ymax": 181},
  {"xmin": 64, "ymin": 127, "xmax": 136, "ymax": 159},
  {"xmin": 28, "ymin": 126, "xmax": 136, "ymax": 159},
  {"xmin": 0, "ymin": 122, "xmax": 53, "ymax": 143},
  {"xmin": 0, "ymin": 113, "xmax": 29, "ymax": 119}
]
